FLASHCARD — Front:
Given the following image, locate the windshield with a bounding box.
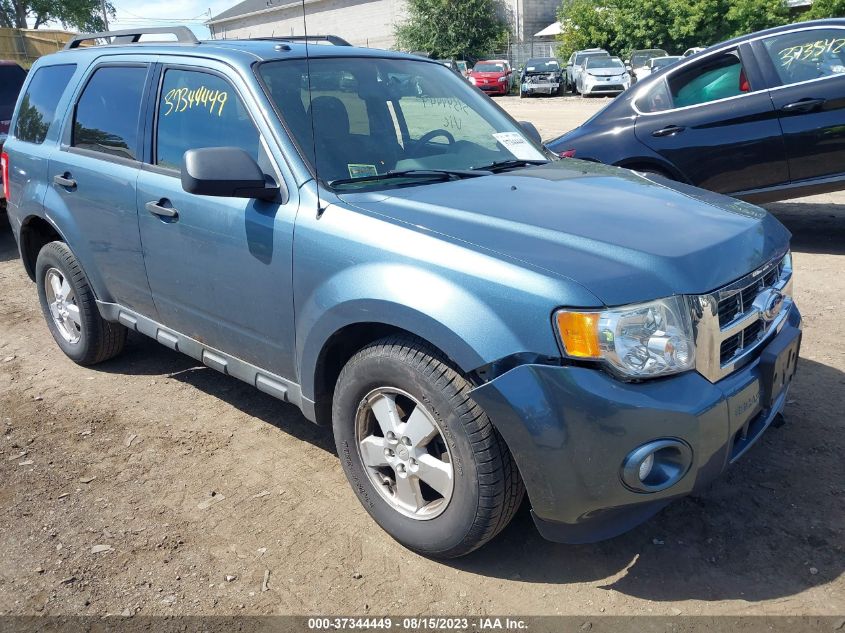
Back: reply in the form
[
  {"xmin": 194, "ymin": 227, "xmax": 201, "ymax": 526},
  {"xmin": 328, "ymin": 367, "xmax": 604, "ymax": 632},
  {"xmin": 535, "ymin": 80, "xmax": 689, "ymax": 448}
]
[
  {"xmin": 525, "ymin": 59, "xmax": 559, "ymax": 72},
  {"xmin": 631, "ymin": 51, "xmax": 667, "ymax": 68},
  {"xmin": 574, "ymin": 52, "xmax": 609, "ymax": 66},
  {"xmin": 258, "ymin": 57, "xmax": 546, "ymax": 190},
  {"xmin": 586, "ymin": 57, "xmax": 624, "ymax": 70},
  {"xmin": 474, "ymin": 63, "xmax": 506, "ymax": 73}
]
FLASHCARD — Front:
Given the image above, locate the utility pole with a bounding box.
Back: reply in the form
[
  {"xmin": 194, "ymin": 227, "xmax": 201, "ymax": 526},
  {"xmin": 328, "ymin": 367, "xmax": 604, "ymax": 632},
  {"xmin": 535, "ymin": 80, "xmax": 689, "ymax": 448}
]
[{"xmin": 101, "ymin": 0, "xmax": 109, "ymax": 30}]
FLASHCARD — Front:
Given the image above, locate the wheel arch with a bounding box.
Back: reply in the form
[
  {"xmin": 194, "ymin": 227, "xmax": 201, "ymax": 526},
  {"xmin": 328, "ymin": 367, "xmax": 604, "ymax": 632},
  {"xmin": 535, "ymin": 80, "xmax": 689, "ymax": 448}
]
[
  {"xmin": 614, "ymin": 158, "xmax": 690, "ymax": 183},
  {"xmin": 18, "ymin": 214, "xmax": 66, "ymax": 281}
]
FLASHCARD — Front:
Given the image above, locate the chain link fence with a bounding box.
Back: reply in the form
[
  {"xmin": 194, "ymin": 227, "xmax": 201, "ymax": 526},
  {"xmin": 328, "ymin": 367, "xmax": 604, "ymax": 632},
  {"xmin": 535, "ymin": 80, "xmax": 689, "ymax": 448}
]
[
  {"xmin": 489, "ymin": 40, "xmax": 559, "ymax": 69},
  {"xmin": 0, "ymin": 29, "xmax": 74, "ymax": 68}
]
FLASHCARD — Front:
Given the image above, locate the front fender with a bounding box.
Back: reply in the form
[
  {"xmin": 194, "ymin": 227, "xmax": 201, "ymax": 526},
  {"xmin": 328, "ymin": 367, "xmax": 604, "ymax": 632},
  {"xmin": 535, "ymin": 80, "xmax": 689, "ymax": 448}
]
[{"xmin": 296, "ymin": 262, "xmax": 540, "ymax": 401}]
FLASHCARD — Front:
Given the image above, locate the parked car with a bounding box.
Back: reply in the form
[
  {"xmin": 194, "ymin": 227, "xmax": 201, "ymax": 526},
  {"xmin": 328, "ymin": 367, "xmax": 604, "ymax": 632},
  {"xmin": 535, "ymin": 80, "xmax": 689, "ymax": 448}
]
[
  {"xmin": 641, "ymin": 55, "xmax": 683, "ymax": 77},
  {"xmin": 4, "ymin": 27, "xmax": 801, "ymax": 558},
  {"xmin": 0, "ymin": 60, "xmax": 27, "ymax": 210},
  {"xmin": 456, "ymin": 60, "xmax": 469, "ymax": 77},
  {"xmin": 628, "ymin": 48, "xmax": 669, "ymax": 83},
  {"xmin": 683, "ymin": 47, "xmax": 707, "ymax": 57},
  {"xmin": 519, "ymin": 57, "xmax": 564, "ymax": 97},
  {"xmin": 548, "ymin": 19, "xmax": 845, "ymax": 203},
  {"xmin": 436, "ymin": 59, "xmax": 463, "ymax": 78},
  {"xmin": 576, "ymin": 56, "xmax": 631, "ymax": 96},
  {"xmin": 468, "ymin": 60, "xmax": 512, "ymax": 95},
  {"xmin": 566, "ymin": 48, "xmax": 610, "ymax": 92}
]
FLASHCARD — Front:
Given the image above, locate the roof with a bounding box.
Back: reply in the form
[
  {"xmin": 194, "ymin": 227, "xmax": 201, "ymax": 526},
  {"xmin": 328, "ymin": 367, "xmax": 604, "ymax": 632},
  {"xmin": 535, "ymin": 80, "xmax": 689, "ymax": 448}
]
[
  {"xmin": 34, "ymin": 35, "xmax": 432, "ymax": 70},
  {"xmin": 534, "ymin": 21, "xmax": 561, "ymax": 37}
]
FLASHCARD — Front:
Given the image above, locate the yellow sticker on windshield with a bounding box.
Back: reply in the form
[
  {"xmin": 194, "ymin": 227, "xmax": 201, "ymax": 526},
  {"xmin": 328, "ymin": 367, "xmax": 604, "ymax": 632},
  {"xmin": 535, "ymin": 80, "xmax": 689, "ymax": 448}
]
[{"xmin": 348, "ymin": 164, "xmax": 378, "ymax": 178}]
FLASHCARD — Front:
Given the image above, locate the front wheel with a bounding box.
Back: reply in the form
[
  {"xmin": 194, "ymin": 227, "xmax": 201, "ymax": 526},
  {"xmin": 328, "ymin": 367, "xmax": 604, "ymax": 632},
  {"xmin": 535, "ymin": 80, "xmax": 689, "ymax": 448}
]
[{"xmin": 332, "ymin": 336, "xmax": 524, "ymax": 558}]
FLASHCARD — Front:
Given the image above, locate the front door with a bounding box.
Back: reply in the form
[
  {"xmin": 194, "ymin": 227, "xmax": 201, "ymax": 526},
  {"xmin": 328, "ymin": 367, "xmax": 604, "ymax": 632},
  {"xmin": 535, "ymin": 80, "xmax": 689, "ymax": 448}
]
[
  {"xmin": 757, "ymin": 26, "xmax": 845, "ymax": 183},
  {"xmin": 136, "ymin": 62, "xmax": 298, "ymax": 379},
  {"xmin": 634, "ymin": 46, "xmax": 789, "ymax": 195}
]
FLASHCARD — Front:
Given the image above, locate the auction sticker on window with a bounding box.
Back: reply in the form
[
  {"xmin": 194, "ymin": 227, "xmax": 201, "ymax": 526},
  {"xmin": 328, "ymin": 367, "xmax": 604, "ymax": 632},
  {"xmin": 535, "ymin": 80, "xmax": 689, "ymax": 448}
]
[{"xmin": 492, "ymin": 132, "xmax": 545, "ymax": 161}]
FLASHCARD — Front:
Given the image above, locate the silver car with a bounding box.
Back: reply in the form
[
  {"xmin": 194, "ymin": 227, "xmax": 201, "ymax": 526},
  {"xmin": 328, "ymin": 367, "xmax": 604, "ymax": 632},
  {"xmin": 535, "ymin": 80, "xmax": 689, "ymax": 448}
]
[
  {"xmin": 566, "ymin": 48, "xmax": 609, "ymax": 92},
  {"xmin": 576, "ymin": 56, "xmax": 631, "ymax": 96}
]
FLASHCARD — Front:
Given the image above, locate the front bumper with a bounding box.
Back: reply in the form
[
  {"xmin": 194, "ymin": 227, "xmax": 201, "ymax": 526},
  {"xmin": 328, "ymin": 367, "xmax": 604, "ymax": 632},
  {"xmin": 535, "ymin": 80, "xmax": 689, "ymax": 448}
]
[
  {"xmin": 470, "ymin": 303, "xmax": 802, "ymax": 544},
  {"xmin": 521, "ymin": 80, "xmax": 560, "ymax": 95},
  {"xmin": 583, "ymin": 79, "xmax": 628, "ymax": 94},
  {"xmin": 478, "ymin": 83, "xmax": 509, "ymax": 95}
]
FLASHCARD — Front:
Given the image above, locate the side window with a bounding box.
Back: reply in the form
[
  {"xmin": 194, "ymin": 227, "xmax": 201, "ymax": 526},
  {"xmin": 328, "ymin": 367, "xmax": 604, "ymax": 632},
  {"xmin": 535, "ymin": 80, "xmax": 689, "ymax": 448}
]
[
  {"xmin": 638, "ymin": 79, "xmax": 673, "ymax": 113},
  {"xmin": 667, "ymin": 52, "xmax": 748, "ymax": 108},
  {"xmin": 762, "ymin": 28, "xmax": 845, "ymax": 86},
  {"xmin": 14, "ymin": 64, "xmax": 77, "ymax": 144},
  {"xmin": 72, "ymin": 66, "xmax": 148, "ymax": 160},
  {"xmin": 156, "ymin": 69, "xmax": 260, "ymax": 171}
]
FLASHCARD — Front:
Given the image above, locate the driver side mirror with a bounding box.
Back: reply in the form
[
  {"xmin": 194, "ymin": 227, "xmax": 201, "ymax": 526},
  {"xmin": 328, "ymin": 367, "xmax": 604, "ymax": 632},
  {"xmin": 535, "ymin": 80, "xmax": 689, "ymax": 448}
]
[
  {"xmin": 181, "ymin": 147, "xmax": 280, "ymax": 201},
  {"xmin": 519, "ymin": 121, "xmax": 542, "ymax": 145}
]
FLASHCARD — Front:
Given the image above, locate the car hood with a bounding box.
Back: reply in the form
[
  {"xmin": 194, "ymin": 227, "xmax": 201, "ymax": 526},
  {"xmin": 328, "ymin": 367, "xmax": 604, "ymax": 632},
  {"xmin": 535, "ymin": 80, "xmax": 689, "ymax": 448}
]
[
  {"xmin": 337, "ymin": 161, "xmax": 790, "ymax": 307},
  {"xmin": 585, "ymin": 68, "xmax": 626, "ymax": 77},
  {"xmin": 472, "ymin": 71, "xmax": 507, "ymax": 79}
]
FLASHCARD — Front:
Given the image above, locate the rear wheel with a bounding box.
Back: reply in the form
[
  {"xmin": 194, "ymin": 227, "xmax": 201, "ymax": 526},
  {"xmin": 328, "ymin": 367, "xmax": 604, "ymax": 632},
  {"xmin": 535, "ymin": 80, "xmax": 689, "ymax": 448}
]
[
  {"xmin": 35, "ymin": 241, "xmax": 126, "ymax": 365},
  {"xmin": 332, "ymin": 336, "xmax": 524, "ymax": 558}
]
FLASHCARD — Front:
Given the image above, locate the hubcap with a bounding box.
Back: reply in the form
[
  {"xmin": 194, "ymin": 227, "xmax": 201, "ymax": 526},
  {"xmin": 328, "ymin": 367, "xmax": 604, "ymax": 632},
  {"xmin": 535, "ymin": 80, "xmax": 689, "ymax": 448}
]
[
  {"xmin": 355, "ymin": 387, "xmax": 454, "ymax": 520},
  {"xmin": 44, "ymin": 268, "xmax": 81, "ymax": 344}
]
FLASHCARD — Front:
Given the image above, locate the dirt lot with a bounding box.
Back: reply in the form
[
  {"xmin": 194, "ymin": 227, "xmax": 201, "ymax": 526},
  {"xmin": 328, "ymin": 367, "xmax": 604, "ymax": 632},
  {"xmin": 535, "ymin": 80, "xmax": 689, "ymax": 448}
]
[{"xmin": 0, "ymin": 95, "xmax": 843, "ymax": 617}]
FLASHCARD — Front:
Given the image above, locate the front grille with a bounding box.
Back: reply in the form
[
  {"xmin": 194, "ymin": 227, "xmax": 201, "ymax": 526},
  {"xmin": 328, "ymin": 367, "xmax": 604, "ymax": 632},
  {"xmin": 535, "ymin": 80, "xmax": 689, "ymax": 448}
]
[
  {"xmin": 693, "ymin": 253, "xmax": 793, "ymax": 382},
  {"xmin": 717, "ymin": 259, "xmax": 785, "ymax": 327}
]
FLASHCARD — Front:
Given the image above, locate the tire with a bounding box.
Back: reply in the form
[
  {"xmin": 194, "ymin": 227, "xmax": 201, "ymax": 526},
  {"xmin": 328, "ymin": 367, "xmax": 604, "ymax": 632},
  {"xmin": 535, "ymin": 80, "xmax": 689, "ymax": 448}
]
[
  {"xmin": 35, "ymin": 241, "xmax": 126, "ymax": 365},
  {"xmin": 332, "ymin": 335, "xmax": 524, "ymax": 558}
]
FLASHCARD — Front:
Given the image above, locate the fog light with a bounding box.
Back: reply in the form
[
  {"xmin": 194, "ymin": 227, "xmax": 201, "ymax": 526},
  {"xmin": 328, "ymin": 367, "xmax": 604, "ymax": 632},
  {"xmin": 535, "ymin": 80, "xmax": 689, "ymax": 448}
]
[{"xmin": 621, "ymin": 439, "xmax": 693, "ymax": 493}]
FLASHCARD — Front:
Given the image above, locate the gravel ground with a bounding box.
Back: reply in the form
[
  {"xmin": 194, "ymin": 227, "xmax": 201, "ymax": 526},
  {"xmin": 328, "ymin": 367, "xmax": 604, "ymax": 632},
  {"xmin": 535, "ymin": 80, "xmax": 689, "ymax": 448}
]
[{"xmin": 0, "ymin": 95, "xmax": 843, "ymax": 617}]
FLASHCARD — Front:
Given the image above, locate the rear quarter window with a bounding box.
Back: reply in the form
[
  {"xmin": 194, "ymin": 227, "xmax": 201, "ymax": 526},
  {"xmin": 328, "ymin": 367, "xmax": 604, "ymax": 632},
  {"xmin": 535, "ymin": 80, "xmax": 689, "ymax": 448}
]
[{"xmin": 14, "ymin": 64, "xmax": 76, "ymax": 144}]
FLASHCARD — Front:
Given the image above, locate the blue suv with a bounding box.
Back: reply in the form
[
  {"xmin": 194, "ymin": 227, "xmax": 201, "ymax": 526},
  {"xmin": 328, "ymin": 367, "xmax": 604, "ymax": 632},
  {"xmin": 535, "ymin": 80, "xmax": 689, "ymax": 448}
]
[{"xmin": 2, "ymin": 27, "xmax": 802, "ymax": 557}]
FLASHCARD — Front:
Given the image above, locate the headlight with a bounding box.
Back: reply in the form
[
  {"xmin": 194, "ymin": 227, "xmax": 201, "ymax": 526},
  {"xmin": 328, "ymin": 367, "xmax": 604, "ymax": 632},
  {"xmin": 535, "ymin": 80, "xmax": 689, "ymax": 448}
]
[
  {"xmin": 554, "ymin": 296, "xmax": 696, "ymax": 379},
  {"xmin": 498, "ymin": 76, "xmax": 507, "ymax": 83},
  {"xmin": 469, "ymin": 76, "xmax": 477, "ymax": 85}
]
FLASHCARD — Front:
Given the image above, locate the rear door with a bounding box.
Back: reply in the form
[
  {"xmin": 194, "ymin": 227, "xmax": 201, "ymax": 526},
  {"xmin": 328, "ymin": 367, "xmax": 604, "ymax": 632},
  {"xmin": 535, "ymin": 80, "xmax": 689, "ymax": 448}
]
[
  {"xmin": 755, "ymin": 26, "xmax": 845, "ymax": 183},
  {"xmin": 634, "ymin": 45, "xmax": 789, "ymax": 194},
  {"xmin": 136, "ymin": 59, "xmax": 298, "ymax": 379},
  {"xmin": 46, "ymin": 60, "xmax": 157, "ymax": 316}
]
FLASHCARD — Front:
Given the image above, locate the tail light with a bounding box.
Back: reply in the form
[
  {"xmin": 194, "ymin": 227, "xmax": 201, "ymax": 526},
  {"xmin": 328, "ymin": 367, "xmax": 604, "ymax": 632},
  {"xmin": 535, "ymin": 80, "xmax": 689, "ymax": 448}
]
[
  {"xmin": 559, "ymin": 149, "xmax": 577, "ymax": 158},
  {"xmin": 1, "ymin": 152, "xmax": 10, "ymax": 200}
]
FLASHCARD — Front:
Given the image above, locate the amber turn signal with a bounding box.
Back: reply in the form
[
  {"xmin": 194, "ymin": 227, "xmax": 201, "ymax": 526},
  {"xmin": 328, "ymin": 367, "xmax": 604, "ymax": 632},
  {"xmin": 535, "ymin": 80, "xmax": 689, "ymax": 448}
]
[{"xmin": 555, "ymin": 311, "xmax": 601, "ymax": 358}]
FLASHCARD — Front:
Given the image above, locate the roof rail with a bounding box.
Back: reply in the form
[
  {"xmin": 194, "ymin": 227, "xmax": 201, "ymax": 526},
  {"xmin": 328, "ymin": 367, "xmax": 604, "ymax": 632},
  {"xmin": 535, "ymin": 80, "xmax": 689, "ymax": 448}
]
[
  {"xmin": 64, "ymin": 26, "xmax": 200, "ymax": 49},
  {"xmin": 250, "ymin": 35, "xmax": 352, "ymax": 46}
]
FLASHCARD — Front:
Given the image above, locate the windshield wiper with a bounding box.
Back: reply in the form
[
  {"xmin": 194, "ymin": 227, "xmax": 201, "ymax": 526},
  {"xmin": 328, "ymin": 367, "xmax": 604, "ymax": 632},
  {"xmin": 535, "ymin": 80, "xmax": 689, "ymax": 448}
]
[
  {"xmin": 472, "ymin": 159, "xmax": 549, "ymax": 173},
  {"xmin": 329, "ymin": 168, "xmax": 491, "ymax": 188}
]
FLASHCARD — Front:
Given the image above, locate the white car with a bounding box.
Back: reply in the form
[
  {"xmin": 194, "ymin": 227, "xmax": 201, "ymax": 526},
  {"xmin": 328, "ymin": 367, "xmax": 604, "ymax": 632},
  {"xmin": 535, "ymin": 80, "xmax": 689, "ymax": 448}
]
[
  {"xmin": 683, "ymin": 47, "xmax": 706, "ymax": 57},
  {"xmin": 576, "ymin": 56, "xmax": 631, "ymax": 96}
]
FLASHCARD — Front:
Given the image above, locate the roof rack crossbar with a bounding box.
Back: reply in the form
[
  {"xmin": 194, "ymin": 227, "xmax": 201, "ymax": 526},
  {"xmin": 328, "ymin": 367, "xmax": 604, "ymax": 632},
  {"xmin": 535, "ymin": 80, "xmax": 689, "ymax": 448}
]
[
  {"xmin": 250, "ymin": 35, "xmax": 352, "ymax": 46},
  {"xmin": 64, "ymin": 26, "xmax": 199, "ymax": 49}
]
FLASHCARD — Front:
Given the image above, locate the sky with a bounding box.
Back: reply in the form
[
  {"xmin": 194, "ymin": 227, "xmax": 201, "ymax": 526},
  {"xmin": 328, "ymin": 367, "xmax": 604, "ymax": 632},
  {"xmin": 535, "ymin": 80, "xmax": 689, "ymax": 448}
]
[{"xmin": 102, "ymin": 0, "xmax": 240, "ymax": 38}]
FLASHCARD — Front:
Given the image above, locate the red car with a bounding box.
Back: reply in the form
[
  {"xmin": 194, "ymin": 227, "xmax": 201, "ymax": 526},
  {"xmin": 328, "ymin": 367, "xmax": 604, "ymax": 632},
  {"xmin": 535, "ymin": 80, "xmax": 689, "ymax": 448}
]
[
  {"xmin": 468, "ymin": 60, "xmax": 512, "ymax": 96},
  {"xmin": 0, "ymin": 61, "xmax": 26, "ymax": 208}
]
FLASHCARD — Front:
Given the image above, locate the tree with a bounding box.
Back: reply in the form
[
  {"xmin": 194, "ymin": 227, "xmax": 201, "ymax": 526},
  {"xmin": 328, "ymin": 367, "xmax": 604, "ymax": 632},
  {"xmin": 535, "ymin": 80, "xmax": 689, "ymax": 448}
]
[
  {"xmin": 0, "ymin": 0, "xmax": 114, "ymax": 30},
  {"xmin": 395, "ymin": 0, "xmax": 509, "ymax": 59},
  {"xmin": 557, "ymin": 0, "xmax": 800, "ymax": 61},
  {"xmin": 799, "ymin": 0, "xmax": 845, "ymax": 20}
]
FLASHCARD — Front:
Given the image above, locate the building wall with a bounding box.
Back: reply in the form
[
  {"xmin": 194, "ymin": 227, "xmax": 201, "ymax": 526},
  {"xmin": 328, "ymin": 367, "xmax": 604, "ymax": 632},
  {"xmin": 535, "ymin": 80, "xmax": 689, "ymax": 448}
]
[
  {"xmin": 210, "ymin": 0, "xmax": 560, "ymax": 50},
  {"xmin": 210, "ymin": 0, "xmax": 406, "ymax": 49}
]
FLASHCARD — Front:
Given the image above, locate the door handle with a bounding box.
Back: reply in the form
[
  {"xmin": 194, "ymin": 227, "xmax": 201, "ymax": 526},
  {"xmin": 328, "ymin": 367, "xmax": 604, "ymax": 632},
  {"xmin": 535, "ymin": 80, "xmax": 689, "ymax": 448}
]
[
  {"xmin": 53, "ymin": 174, "xmax": 77, "ymax": 189},
  {"xmin": 145, "ymin": 200, "xmax": 179, "ymax": 220},
  {"xmin": 781, "ymin": 98, "xmax": 826, "ymax": 113},
  {"xmin": 652, "ymin": 125, "xmax": 686, "ymax": 137}
]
